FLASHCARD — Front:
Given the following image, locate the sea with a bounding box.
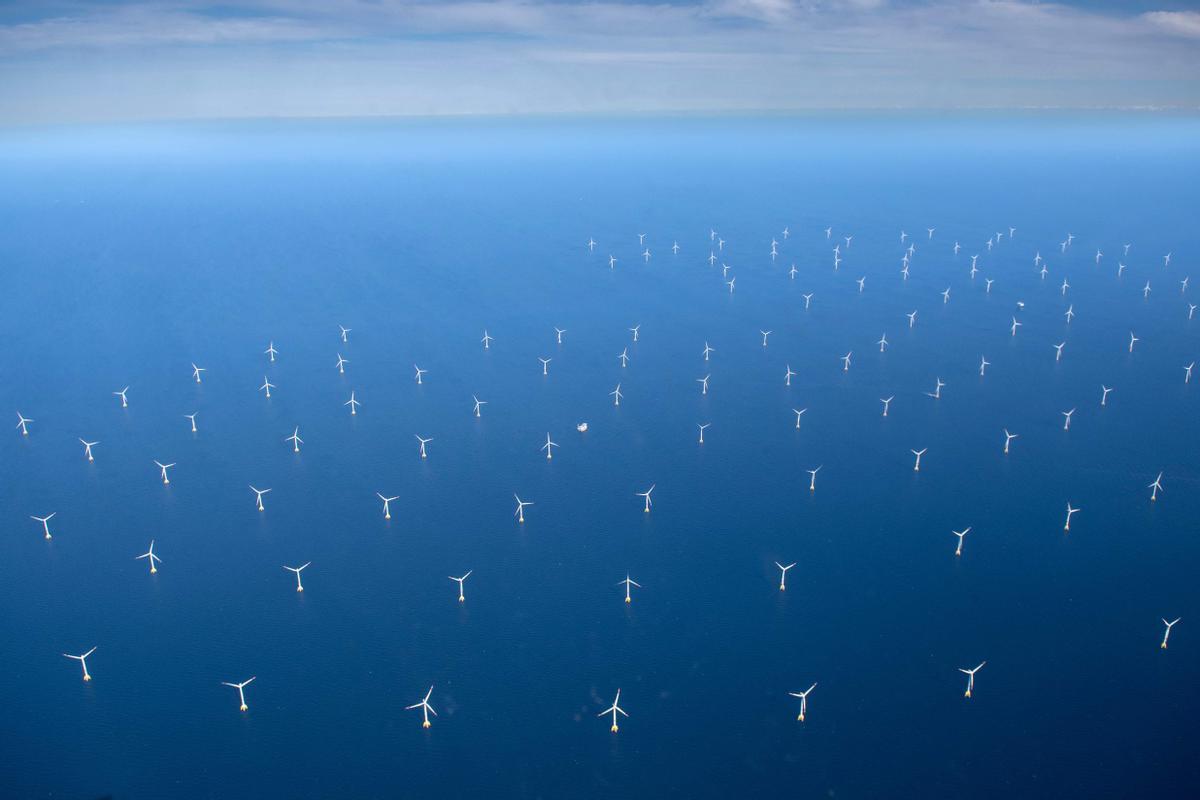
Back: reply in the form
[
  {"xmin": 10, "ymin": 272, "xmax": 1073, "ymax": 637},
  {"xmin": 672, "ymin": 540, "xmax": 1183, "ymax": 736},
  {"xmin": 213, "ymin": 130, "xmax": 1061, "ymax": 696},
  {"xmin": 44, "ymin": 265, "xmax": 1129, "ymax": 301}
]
[{"xmin": 0, "ymin": 113, "xmax": 1197, "ymax": 798}]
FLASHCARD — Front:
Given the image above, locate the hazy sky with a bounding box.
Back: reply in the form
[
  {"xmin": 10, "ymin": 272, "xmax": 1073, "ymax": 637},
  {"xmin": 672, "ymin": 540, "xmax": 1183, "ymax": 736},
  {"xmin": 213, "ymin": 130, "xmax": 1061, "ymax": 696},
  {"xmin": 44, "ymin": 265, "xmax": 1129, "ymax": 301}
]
[{"xmin": 2, "ymin": 1, "xmax": 1199, "ymax": 124}]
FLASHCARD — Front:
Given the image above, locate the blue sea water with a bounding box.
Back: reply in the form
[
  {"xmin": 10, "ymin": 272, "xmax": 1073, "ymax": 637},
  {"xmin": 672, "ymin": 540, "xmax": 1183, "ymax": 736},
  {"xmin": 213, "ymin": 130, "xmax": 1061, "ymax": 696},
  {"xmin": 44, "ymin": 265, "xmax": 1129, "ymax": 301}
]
[{"xmin": 0, "ymin": 114, "xmax": 1198, "ymax": 798}]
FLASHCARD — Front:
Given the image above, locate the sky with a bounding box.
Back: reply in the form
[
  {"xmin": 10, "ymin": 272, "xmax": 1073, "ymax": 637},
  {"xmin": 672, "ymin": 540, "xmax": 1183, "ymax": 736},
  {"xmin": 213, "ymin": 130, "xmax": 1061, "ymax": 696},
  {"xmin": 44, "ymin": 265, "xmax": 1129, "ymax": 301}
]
[{"xmin": 1, "ymin": 1, "xmax": 1199, "ymax": 124}]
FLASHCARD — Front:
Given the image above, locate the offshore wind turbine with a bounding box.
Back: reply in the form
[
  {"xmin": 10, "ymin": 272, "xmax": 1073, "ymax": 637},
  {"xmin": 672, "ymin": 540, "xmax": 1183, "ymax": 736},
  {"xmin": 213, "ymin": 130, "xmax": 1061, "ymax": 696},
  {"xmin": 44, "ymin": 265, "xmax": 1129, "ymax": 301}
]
[
  {"xmin": 538, "ymin": 357, "xmax": 552, "ymax": 376},
  {"xmin": 286, "ymin": 427, "xmax": 303, "ymax": 452},
  {"xmin": 610, "ymin": 383, "xmax": 623, "ymax": 406},
  {"xmin": 911, "ymin": 448, "xmax": 927, "ymax": 472},
  {"xmin": 555, "ymin": 327, "xmax": 566, "ymax": 344},
  {"xmin": 1062, "ymin": 408, "xmax": 1076, "ymax": 431},
  {"xmin": 761, "ymin": 330, "xmax": 772, "ymax": 347},
  {"xmin": 345, "ymin": 391, "xmax": 360, "ymax": 415},
  {"xmin": 136, "ymin": 540, "xmax": 162, "ymax": 573},
  {"xmin": 618, "ymin": 348, "xmax": 629, "ymax": 367},
  {"xmin": 376, "ymin": 492, "xmax": 399, "ymax": 519},
  {"xmin": 953, "ymin": 527, "xmax": 971, "ymax": 557},
  {"xmin": 881, "ymin": 396, "xmax": 893, "ymax": 417},
  {"xmin": 222, "ymin": 677, "xmax": 256, "ymax": 712},
  {"xmin": 514, "ymin": 494, "xmax": 533, "ymax": 523},
  {"xmin": 785, "ymin": 365, "xmax": 797, "ymax": 386},
  {"xmin": 703, "ymin": 342, "xmax": 714, "ymax": 361},
  {"xmin": 807, "ymin": 466, "xmax": 821, "ymax": 491},
  {"xmin": 618, "ymin": 574, "xmax": 641, "ymax": 603},
  {"xmin": 264, "ymin": 341, "xmax": 278, "ymax": 362},
  {"xmin": 598, "ymin": 689, "xmax": 628, "ymax": 732},
  {"xmin": 79, "ymin": 439, "xmax": 98, "ymax": 462},
  {"xmin": 1003, "ymin": 429, "xmax": 1018, "ymax": 454},
  {"xmin": 284, "ymin": 562, "xmax": 311, "ymax": 592},
  {"xmin": 335, "ymin": 353, "xmax": 348, "ymax": 374},
  {"xmin": 114, "ymin": 387, "xmax": 129, "ymax": 407},
  {"xmin": 959, "ymin": 662, "xmax": 986, "ymax": 698},
  {"xmin": 450, "ymin": 571, "xmax": 472, "ymax": 602},
  {"xmin": 636, "ymin": 484, "xmax": 655, "ymax": 513},
  {"xmin": 31, "ymin": 513, "xmax": 55, "ymax": 540},
  {"xmin": 1100, "ymin": 385, "xmax": 1112, "ymax": 406},
  {"xmin": 629, "ymin": 324, "xmax": 640, "ymax": 342},
  {"xmin": 1149, "ymin": 472, "xmax": 1164, "ymax": 502},
  {"xmin": 792, "ymin": 408, "xmax": 807, "ymax": 429},
  {"xmin": 774, "ymin": 561, "xmax": 795, "ymax": 591},
  {"xmin": 15, "ymin": 412, "xmax": 32, "ymax": 435},
  {"xmin": 154, "ymin": 460, "xmax": 175, "ymax": 485},
  {"xmin": 698, "ymin": 423, "xmax": 710, "ymax": 444},
  {"xmin": 541, "ymin": 432, "xmax": 559, "ymax": 460},
  {"xmin": 250, "ymin": 485, "xmax": 271, "ymax": 512},
  {"xmin": 878, "ymin": 333, "xmax": 888, "ymax": 352},
  {"xmin": 260, "ymin": 376, "xmax": 274, "ymax": 398},
  {"xmin": 191, "ymin": 363, "xmax": 206, "ymax": 383},
  {"xmin": 415, "ymin": 435, "xmax": 433, "ymax": 459},
  {"xmin": 788, "ymin": 683, "xmax": 817, "ymax": 722},
  {"xmin": 184, "ymin": 412, "xmax": 198, "ymax": 432},
  {"xmin": 481, "ymin": 330, "xmax": 493, "ymax": 349},
  {"xmin": 413, "ymin": 365, "xmax": 428, "ymax": 384},
  {"xmin": 64, "ymin": 647, "xmax": 97, "ymax": 682},
  {"xmin": 472, "ymin": 395, "xmax": 487, "ymax": 417},
  {"xmin": 406, "ymin": 686, "xmax": 437, "ymax": 728},
  {"xmin": 339, "ymin": 325, "xmax": 351, "ymax": 342},
  {"xmin": 697, "ymin": 375, "xmax": 710, "ymax": 395},
  {"xmin": 1064, "ymin": 503, "xmax": 1080, "ymax": 531},
  {"xmin": 1161, "ymin": 618, "xmax": 1181, "ymax": 649}
]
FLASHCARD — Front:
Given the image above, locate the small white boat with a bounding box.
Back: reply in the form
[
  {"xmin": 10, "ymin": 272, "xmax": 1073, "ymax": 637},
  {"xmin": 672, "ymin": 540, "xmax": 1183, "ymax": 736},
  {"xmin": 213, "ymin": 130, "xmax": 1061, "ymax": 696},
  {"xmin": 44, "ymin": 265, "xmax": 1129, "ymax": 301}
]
[{"xmin": 576, "ymin": 422, "xmax": 588, "ymax": 432}]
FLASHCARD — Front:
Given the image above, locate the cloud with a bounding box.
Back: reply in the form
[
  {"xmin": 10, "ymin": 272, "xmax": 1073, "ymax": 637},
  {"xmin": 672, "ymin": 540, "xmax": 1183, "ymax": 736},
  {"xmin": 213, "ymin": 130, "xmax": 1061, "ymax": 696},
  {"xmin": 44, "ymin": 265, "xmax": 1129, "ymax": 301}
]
[{"xmin": 0, "ymin": 1, "xmax": 1197, "ymax": 122}]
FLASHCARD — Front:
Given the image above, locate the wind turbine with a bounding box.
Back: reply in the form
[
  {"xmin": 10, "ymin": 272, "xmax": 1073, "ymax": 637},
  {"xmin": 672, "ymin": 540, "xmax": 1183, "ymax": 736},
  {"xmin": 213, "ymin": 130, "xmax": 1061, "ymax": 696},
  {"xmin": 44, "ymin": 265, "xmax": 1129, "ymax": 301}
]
[
  {"xmin": 260, "ymin": 377, "xmax": 274, "ymax": 398},
  {"xmin": 785, "ymin": 365, "xmax": 796, "ymax": 386},
  {"xmin": 514, "ymin": 494, "xmax": 533, "ymax": 523},
  {"xmin": 286, "ymin": 427, "xmax": 303, "ymax": 453},
  {"xmin": 618, "ymin": 574, "xmax": 641, "ymax": 603},
  {"xmin": 136, "ymin": 540, "xmax": 162, "ymax": 573},
  {"xmin": 31, "ymin": 512, "xmax": 55, "ymax": 540},
  {"xmin": 415, "ymin": 435, "xmax": 433, "ymax": 459},
  {"xmin": 335, "ymin": 354, "xmax": 348, "ymax": 374},
  {"xmin": 79, "ymin": 439, "xmax": 98, "ymax": 462},
  {"xmin": 250, "ymin": 485, "xmax": 271, "ymax": 512},
  {"xmin": 1064, "ymin": 503, "xmax": 1080, "ymax": 531},
  {"xmin": 555, "ymin": 327, "xmax": 567, "ymax": 344},
  {"xmin": 15, "ymin": 412, "xmax": 32, "ymax": 435},
  {"xmin": 792, "ymin": 408, "xmax": 807, "ymax": 429},
  {"xmin": 598, "ymin": 689, "xmax": 628, "ymax": 732},
  {"xmin": 636, "ymin": 484, "xmax": 655, "ymax": 513},
  {"xmin": 405, "ymin": 686, "xmax": 437, "ymax": 728},
  {"xmin": 222, "ymin": 677, "xmax": 256, "ymax": 712},
  {"xmin": 807, "ymin": 466, "xmax": 821, "ymax": 491},
  {"xmin": 881, "ymin": 397, "xmax": 893, "ymax": 417},
  {"xmin": 64, "ymin": 647, "xmax": 97, "ymax": 682},
  {"xmin": 114, "ymin": 387, "xmax": 129, "ymax": 407},
  {"xmin": 191, "ymin": 363, "xmax": 206, "ymax": 383},
  {"xmin": 184, "ymin": 412, "xmax": 198, "ymax": 432},
  {"xmin": 953, "ymin": 527, "xmax": 971, "ymax": 556},
  {"xmin": 413, "ymin": 365, "xmax": 428, "ymax": 385},
  {"xmin": 1003, "ymin": 429, "xmax": 1018, "ymax": 454},
  {"xmin": 1161, "ymin": 618, "xmax": 1181, "ymax": 649},
  {"xmin": 472, "ymin": 395, "xmax": 487, "ymax": 417},
  {"xmin": 698, "ymin": 423, "xmax": 710, "ymax": 444},
  {"xmin": 959, "ymin": 662, "xmax": 985, "ymax": 698},
  {"xmin": 339, "ymin": 325, "xmax": 351, "ymax": 342},
  {"xmin": 154, "ymin": 460, "xmax": 175, "ymax": 485},
  {"xmin": 788, "ymin": 683, "xmax": 817, "ymax": 721},
  {"xmin": 911, "ymin": 448, "xmax": 927, "ymax": 472},
  {"xmin": 697, "ymin": 375, "xmax": 710, "ymax": 395},
  {"xmin": 538, "ymin": 357, "xmax": 552, "ymax": 376},
  {"xmin": 610, "ymin": 383, "xmax": 623, "ymax": 406},
  {"xmin": 377, "ymin": 492, "xmax": 399, "ymax": 519},
  {"xmin": 284, "ymin": 562, "xmax": 311, "ymax": 592},
  {"xmin": 264, "ymin": 341, "xmax": 278, "ymax": 362},
  {"xmin": 481, "ymin": 330, "xmax": 493, "ymax": 349},
  {"xmin": 1149, "ymin": 472, "xmax": 1164, "ymax": 502},
  {"xmin": 774, "ymin": 561, "xmax": 795, "ymax": 591},
  {"xmin": 345, "ymin": 391, "xmax": 360, "ymax": 415},
  {"xmin": 450, "ymin": 571, "xmax": 472, "ymax": 602},
  {"xmin": 541, "ymin": 432, "xmax": 559, "ymax": 460}
]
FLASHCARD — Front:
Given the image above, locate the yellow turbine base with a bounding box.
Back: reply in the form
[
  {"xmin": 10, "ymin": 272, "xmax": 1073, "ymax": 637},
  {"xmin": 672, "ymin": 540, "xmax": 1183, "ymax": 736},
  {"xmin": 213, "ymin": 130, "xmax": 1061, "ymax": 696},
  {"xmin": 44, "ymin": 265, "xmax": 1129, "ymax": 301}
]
[
  {"xmin": 611, "ymin": 725, "xmax": 619, "ymax": 733},
  {"xmin": 964, "ymin": 690, "xmax": 971, "ymax": 698},
  {"xmin": 1162, "ymin": 642, "xmax": 1168, "ymax": 649},
  {"xmin": 625, "ymin": 597, "xmax": 631, "ymax": 603},
  {"xmin": 423, "ymin": 721, "xmax": 431, "ymax": 729},
  {"xmin": 83, "ymin": 674, "xmax": 91, "ymax": 681},
  {"xmin": 297, "ymin": 586, "xmax": 304, "ymax": 592},
  {"xmin": 150, "ymin": 567, "xmax": 157, "ymax": 574},
  {"xmin": 240, "ymin": 704, "xmax": 248, "ymax": 711}
]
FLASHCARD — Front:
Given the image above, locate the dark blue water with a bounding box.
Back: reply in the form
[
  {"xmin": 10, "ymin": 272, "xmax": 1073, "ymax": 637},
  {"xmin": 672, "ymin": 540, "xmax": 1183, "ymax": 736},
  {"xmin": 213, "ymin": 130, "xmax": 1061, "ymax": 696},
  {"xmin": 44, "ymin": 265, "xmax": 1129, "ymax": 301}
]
[{"xmin": 1, "ymin": 115, "xmax": 1198, "ymax": 798}]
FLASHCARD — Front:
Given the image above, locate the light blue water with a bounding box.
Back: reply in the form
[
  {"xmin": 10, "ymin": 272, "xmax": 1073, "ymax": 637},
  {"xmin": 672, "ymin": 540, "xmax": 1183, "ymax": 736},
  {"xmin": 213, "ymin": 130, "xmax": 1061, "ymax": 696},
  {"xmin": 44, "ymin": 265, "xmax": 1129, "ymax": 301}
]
[{"xmin": 1, "ymin": 114, "xmax": 1198, "ymax": 798}]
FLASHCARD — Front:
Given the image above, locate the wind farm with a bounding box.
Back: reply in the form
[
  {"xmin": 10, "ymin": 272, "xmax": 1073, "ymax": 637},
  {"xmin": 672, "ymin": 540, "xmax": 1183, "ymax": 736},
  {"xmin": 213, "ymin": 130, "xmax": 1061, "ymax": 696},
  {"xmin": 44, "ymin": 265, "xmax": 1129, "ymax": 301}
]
[{"xmin": 1, "ymin": 88, "xmax": 1197, "ymax": 800}]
